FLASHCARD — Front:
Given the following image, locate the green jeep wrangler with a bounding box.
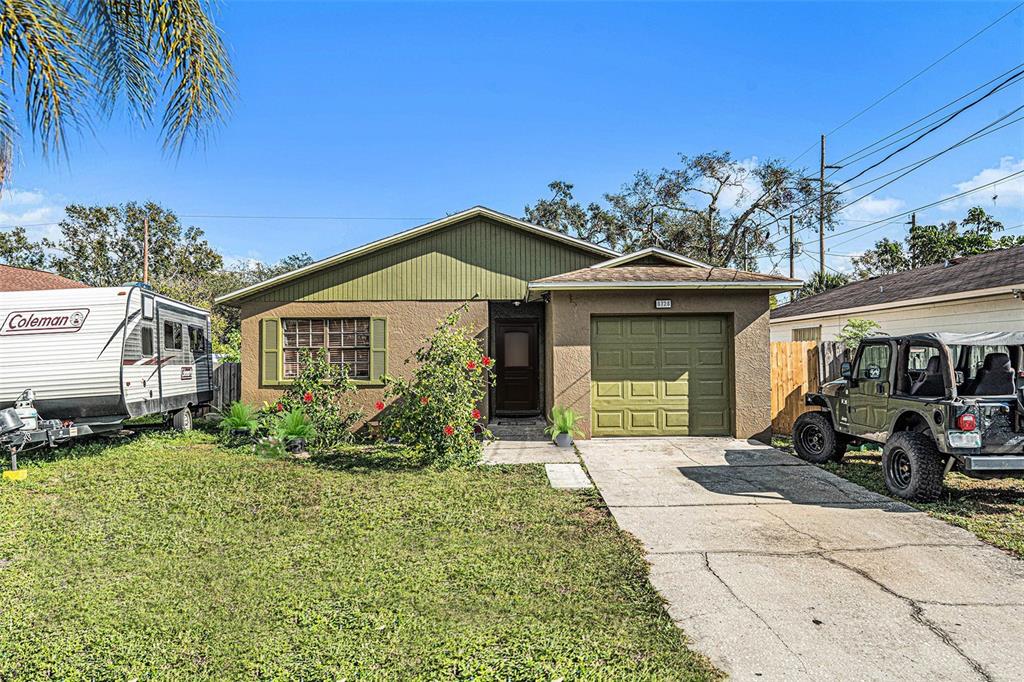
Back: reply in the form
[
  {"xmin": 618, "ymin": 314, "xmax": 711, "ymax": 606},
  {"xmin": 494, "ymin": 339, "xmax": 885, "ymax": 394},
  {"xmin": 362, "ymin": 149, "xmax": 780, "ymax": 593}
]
[{"xmin": 793, "ymin": 332, "xmax": 1024, "ymax": 502}]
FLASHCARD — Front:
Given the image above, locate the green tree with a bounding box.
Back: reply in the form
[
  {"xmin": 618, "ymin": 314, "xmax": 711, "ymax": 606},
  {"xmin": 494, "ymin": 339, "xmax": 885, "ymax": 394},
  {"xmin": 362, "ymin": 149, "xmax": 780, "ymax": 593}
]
[
  {"xmin": 800, "ymin": 270, "xmax": 851, "ymax": 297},
  {"xmin": 0, "ymin": 226, "xmax": 45, "ymax": 268},
  {"xmin": 524, "ymin": 152, "xmax": 842, "ymax": 269},
  {"xmin": 852, "ymin": 207, "xmax": 1022, "ymax": 278},
  {"xmin": 44, "ymin": 202, "xmax": 222, "ymax": 286},
  {"xmin": 837, "ymin": 318, "xmax": 881, "ymax": 347},
  {"xmin": 0, "ymin": 1, "xmax": 233, "ymax": 181}
]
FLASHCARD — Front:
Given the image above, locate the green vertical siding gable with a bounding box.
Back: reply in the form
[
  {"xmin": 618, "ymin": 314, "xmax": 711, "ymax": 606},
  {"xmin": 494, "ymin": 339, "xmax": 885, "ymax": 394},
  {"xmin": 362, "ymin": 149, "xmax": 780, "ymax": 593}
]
[{"xmin": 254, "ymin": 217, "xmax": 607, "ymax": 302}]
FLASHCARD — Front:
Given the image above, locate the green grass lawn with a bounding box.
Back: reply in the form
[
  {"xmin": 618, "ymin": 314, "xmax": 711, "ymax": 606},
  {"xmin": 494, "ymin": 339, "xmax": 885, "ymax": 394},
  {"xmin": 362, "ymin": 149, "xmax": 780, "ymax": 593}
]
[
  {"xmin": 775, "ymin": 437, "xmax": 1024, "ymax": 560},
  {"xmin": 0, "ymin": 432, "xmax": 718, "ymax": 681}
]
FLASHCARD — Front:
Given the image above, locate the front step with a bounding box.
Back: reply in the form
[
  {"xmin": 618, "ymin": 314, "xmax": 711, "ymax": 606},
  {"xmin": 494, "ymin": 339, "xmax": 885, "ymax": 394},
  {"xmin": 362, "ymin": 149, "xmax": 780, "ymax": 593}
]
[{"xmin": 488, "ymin": 416, "xmax": 548, "ymax": 442}]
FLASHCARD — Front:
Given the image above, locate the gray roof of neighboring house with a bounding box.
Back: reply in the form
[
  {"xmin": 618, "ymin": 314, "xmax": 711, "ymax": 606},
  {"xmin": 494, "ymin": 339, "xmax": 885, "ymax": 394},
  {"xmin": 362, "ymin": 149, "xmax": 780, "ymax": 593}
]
[{"xmin": 771, "ymin": 245, "xmax": 1024, "ymax": 321}]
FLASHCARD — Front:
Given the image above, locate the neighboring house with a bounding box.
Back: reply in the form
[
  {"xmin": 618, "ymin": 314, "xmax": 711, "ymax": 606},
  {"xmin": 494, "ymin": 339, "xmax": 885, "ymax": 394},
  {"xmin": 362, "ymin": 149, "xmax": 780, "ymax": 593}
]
[
  {"xmin": 0, "ymin": 264, "xmax": 87, "ymax": 292},
  {"xmin": 216, "ymin": 206, "xmax": 800, "ymax": 439},
  {"xmin": 770, "ymin": 245, "xmax": 1024, "ymax": 343}
]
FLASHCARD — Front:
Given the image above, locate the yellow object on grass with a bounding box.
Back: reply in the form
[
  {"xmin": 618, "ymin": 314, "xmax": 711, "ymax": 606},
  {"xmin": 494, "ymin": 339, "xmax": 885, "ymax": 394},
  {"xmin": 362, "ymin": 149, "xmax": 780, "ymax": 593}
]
[{"xmin": 3, "ymin": 469, "xmax": 27, "ymax": 481}]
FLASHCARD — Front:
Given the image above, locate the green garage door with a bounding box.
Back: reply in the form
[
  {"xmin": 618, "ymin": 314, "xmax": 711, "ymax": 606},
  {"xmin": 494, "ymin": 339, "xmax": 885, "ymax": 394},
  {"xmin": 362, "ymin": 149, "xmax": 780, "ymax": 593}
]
[{"xmin": 591, "ymin": 315, "xmax": 732, "ymax": 437}]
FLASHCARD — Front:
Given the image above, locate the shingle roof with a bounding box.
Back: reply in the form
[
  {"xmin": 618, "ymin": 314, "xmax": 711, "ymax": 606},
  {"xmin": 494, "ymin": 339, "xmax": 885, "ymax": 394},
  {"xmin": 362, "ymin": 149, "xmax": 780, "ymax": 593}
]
[
  {"xmin": 771, "ymin": 245, "xmax": 1024, "ymax": 320},
  {"xmin": 0, "ymin": 265, "xmax": 88, "ymax": 292},
  {"xmin": 530, "ymin": 265, "xmax": 800, "ymax": 285}
]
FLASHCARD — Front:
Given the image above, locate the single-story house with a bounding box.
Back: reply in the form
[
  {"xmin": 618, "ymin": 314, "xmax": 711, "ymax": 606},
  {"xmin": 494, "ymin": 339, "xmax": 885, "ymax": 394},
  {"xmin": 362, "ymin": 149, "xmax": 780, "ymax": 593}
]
[
  {"xmin": 0, "ymin": 264, "xmax": 87, "ymax": 292},
  {"xmin": 216, "ymin": 206, "xmax": 801, "ymax": 439},
  {"xmin": 770, "ymin": 245, "xmax": 1024, "ymax": 342}
]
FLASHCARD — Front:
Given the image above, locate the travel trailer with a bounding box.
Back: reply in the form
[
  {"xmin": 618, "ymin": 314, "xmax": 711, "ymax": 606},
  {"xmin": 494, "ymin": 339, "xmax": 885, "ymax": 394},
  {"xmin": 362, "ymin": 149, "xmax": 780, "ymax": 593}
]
[{"xmin": 0, "ymin": 284, "xmax": 213, "ymax": 453}]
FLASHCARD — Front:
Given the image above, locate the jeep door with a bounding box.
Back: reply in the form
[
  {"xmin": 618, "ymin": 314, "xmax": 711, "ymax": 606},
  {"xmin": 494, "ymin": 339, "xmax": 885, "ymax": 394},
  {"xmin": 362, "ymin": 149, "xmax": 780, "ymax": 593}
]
[{"xmin": 848, "ymin": 340, "xmax": 893, "ymax": 440}]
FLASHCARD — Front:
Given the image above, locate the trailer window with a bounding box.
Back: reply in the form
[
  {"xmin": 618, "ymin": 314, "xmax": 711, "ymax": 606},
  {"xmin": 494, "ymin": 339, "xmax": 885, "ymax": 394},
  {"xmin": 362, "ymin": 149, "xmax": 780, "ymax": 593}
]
[
  {"xmin": 142, "ymin": 295, "xmax": 154, "ymax": 320},
  {"xmin": 164, "ymin": 321, "xmax": 182, "ymax": 351},
  {"xmin": 189, "ymin": 326, "xmax": 206, "ymax": 355},
  {"xmin": 141, "ymin": 327, "xmax": 154, "ymax": 357},
  {"xmin": 282, "ymin": 318, "xmax": 370, "ymax": 379}
]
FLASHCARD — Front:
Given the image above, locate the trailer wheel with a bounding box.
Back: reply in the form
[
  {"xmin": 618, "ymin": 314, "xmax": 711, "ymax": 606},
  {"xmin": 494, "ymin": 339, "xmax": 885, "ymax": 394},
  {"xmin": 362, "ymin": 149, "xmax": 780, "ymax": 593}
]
[
  {"xmin": 792, "ymin": 412, "xmax": 847, "ymax": 463},
  {"xmin": 172, "ymin": 408, "xmax": 193, "ymax": 432},
  {"xmin": 882, "ymin": 431, "xmax": 944, "ymax": 502}
]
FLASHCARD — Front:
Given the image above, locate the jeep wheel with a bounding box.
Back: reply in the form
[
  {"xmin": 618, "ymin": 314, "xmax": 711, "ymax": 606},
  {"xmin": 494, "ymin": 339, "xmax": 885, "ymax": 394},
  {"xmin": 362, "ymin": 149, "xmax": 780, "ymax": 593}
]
[
  {"xmin": 882, "ymin": 432, "xmax": 944, "ymax": 502},
  {"xmin": 792, "ymin": 412, "xmax": 847, "ymax": 463},
  {"xmin": 172, "ymin": 408, "xmax": 193, "ymax": 432}
]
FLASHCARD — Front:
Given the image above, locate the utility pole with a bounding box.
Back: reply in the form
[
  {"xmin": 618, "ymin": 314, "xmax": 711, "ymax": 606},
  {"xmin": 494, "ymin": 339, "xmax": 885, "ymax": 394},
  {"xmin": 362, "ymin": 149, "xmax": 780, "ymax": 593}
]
[
  {"xmin": 908, "ymin": 212, "xmax": 916, "ymax": 230},
  {"xmin": 789, "ymin": 214, "xmax": 795, "ymax": 279},
  {"xmin": 819, "ymin": 133, "xmax": 826, "ymax": 275},
  {"xmin": 142, "ymin": 215, "xmax": 150, "ymax": 284}
]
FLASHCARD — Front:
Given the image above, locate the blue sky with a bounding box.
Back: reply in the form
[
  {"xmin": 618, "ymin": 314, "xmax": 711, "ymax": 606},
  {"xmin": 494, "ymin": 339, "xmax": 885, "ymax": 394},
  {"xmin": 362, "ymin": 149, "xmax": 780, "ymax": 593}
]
[{"xmin": 3, "ymin": 1, "xmax": 1022, "ymax": 281}]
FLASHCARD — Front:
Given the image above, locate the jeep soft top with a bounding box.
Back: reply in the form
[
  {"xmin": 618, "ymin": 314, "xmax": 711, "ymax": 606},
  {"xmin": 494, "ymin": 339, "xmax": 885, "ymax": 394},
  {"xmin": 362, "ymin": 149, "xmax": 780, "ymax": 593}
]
[{"xmin": 792, "ymin": 332, "xmax": 1024, "ymax": 501}]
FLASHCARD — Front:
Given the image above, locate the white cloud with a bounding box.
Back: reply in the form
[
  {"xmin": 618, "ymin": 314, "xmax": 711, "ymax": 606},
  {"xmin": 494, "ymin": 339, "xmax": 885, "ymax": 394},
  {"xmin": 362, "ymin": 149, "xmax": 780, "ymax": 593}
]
[
  {"xmin": 841, "ymin": 194, "xmax": 905, "ymax": 221},
  {"xmin": 0, "ymin": 187, "xmax": 65, "ymax": 241},
  {"xmin": 940, "ymin": 156, "xmax": 1024, "ymax": 211}
]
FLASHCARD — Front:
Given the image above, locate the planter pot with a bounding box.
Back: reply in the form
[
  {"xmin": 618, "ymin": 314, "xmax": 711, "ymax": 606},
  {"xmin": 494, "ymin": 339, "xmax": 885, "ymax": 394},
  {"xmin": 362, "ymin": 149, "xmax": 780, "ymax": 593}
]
[
  {"xmin": 554, "ymin": 432, "xmax": 573, "ymax": 448},
  {"xmin": 285, "ymin": 437, "xmax": 307, "ymax": 453}
]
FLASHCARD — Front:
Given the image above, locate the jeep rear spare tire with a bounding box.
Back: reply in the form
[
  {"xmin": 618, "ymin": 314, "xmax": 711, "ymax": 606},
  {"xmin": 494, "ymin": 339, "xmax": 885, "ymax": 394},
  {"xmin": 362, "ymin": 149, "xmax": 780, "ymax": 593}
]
[
  {"xmin": 792, "ymin": 412, "xmax": 847, "ymax": 463},
  {"xmin": 882, "ymin": 431, "xmax": 944, "ymax": 502}
]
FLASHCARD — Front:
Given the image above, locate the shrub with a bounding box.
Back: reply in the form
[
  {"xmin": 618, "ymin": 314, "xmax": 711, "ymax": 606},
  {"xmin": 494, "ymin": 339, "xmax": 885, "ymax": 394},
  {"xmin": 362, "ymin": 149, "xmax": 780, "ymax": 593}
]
[
  {"xmin": 544, "ymin": 406, "xmax": 585, "ymax": 442},
  {"xmin": 262, "ymin": 348, "xmax": 362, "ymax": 452},
  {"xmin": 380, "ymin": 306, "xmax": 494, "ymax": 468},
  {"xmin": 218, "ymin": 402, "xmax": 259, "ymax": 444},
  {"xmin": 274, "ymin": 408, "xmax": 316, "ymax": 442}
]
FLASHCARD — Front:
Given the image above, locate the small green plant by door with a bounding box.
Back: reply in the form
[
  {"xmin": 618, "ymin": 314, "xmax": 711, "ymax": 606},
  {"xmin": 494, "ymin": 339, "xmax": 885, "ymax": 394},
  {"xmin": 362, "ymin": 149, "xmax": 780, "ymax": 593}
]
[{"xmin": 545, "ymin": 406, "xmax": 584, "ymax": 447}]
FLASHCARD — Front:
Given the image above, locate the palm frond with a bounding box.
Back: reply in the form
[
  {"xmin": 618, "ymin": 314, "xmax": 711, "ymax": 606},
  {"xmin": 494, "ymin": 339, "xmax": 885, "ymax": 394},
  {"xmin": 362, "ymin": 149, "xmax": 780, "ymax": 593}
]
[
  {"xmin": 148, "ymin": 0, "xmax": 235, "ymax": 154},
  {"xmin": 0, "ymin": 0, "xmax": 88, "ymax": 164},
  {"xmin": 73, "ymin": 0, "xmax": 157, "ymax": 120}
]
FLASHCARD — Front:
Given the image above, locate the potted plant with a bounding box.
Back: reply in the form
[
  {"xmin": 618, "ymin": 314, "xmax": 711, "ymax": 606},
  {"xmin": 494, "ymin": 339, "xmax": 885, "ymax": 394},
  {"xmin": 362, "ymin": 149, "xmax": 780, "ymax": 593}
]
[
  {"xmin": 275, "ymin": 407, "xmax": 317, "ymax": 454},
  {"xmin": 545, "ymin": 406, "xmax": 584, "ymax": 448},
  {"xmin": 219, "ymin": 402, "xmax": 259, "ymax": 441}
]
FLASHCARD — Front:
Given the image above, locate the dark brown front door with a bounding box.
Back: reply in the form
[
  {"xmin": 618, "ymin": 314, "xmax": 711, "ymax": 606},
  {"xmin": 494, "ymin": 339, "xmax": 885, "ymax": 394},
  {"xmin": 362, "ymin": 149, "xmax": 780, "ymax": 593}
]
[{"xmin": 494, "ymin": 320, "xmax": 539, "ymax": 414}]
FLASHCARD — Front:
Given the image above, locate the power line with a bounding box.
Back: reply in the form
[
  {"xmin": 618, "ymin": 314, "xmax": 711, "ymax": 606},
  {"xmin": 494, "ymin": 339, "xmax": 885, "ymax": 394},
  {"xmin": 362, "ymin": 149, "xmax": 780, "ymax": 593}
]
[
  {"xmin": 831, "ymin": 68, "xmax": 1024, "ymax": 187},
  {"xmin": 832, "ymin": 61, "xmax": 1024, "ymax": 169},
  {"xmin": 787, "ymin": 2, "xmax": 1024, "ymax": 165},
  {"xmin": 830, "ymin": 169, "xmax": 1024, "ymax": 247},
  {"xmin": 179, "ymin": 213, "xmax": 429, "ymax": 222},
  {"xmin": 767, "ymin": 107, "xmax": 1024, "ymax": 250}
]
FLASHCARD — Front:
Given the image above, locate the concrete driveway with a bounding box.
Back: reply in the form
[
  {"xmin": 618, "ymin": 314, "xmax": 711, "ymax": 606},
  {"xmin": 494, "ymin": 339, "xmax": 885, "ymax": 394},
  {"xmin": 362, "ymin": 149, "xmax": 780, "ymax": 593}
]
[{"xmin": 577, "ymin": 437, "xmax": 1024, "ymax": 681}]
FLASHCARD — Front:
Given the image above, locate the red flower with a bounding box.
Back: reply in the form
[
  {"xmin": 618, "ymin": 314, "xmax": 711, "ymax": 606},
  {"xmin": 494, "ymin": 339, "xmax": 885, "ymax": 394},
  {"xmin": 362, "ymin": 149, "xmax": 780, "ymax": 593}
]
[
  {"xmin": 275, "ymin": 402, "xmax": 284, "ymax": 412},
  {"xmin": 466, "ymin": 360, "xmax": 477, "ymax": 370},
  {"xmin": 443, "ymin": 424, "xmax": 455, "ymax": 437},
  {"xmin": 374, "ymin": 400, "xmax": 385, "ymax": 411},
  {"xmin": 481, "ymin": 356, "xmax": 493, "ymax": 367},
  {"xmin": 303, "ymin": 391, "xmax": 313, "ymax": 403},
  {"xmin": 420, "ymin": 395, "xmax": 430, "ymax": 405},
  {"xmin": 471, "ymin": 408, "xmax": 481, "ymax": 420}
]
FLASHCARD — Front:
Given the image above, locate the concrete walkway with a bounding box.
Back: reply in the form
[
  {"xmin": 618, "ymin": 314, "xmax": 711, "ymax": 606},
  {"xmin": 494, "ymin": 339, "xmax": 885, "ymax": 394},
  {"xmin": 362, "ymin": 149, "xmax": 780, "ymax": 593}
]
[{"xmin": 577, "ymin": 437, "xmax": 1024, "ymax": 681}]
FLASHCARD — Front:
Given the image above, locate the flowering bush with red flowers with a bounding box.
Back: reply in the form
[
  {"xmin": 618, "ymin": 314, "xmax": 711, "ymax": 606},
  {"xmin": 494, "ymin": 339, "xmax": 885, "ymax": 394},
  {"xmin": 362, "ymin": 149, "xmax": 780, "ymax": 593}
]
[
  {"xmin": 260, "ymin": 348, "xmax": 362, "ymax": 451},
  {"xmin": 380, "ymin": 305, "xmax": 495, "ymax": 468}
]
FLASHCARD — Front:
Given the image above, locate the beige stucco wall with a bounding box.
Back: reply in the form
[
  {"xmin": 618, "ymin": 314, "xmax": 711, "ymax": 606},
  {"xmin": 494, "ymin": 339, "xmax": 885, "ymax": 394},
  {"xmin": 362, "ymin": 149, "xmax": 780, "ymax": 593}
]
[
  {"xmin": 240, "ymin": 300, "xmax": 489, "ymax": 426},
  {"xmin": 547, "ymin": 289, "xmax": 772, "ymax": 441}
]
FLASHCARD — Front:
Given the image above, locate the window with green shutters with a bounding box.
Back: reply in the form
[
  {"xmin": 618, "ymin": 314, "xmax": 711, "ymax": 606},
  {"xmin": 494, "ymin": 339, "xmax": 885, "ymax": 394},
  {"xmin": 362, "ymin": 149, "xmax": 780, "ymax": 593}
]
[{"xmin": 260, "ymin": 316, "xmax": 387, "ymax": 385}]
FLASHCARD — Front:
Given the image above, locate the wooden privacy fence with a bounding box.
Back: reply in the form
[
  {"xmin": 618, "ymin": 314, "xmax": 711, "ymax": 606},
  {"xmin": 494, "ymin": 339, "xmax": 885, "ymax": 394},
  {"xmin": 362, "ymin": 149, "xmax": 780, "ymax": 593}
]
[
  {"xmin": 771, "ymin": 341, "xmax": 819, "ymax": 436},
  {"xmin": 771, "ymin": 341, "xmax": 848, "ymax": 435},
  {"xmin": 212, "ymin": 362, "xmax": 241, "ymax": 411}
]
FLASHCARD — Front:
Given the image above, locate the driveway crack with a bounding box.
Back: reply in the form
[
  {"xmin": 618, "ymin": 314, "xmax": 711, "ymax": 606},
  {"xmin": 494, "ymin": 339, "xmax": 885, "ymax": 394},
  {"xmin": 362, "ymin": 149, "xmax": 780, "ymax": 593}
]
[
  {"xmin": 819, "ymin": 553, "xmax": 993, "ymax": 681},
  {"xmin": 701, "ymin": 552, "xmax": 812, "ymax": 679}
]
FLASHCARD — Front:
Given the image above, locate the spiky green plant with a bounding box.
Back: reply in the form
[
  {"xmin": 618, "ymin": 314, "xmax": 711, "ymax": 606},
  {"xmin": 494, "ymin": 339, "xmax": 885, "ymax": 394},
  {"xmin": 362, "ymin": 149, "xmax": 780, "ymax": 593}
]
[
  {"xmin": 219, "ymin": 401, "xmax": 258, "ymax": 434},
  {"xmin": 544, "ymin": 406, "xmax": 585, "ymax": 442},
  {"xmin": 0, "ymin": 0, "xmax": 234, "ymax": 182},
  {"xmin": 274, "ymin": 408, "xmax": 316, "ymax": 442}
]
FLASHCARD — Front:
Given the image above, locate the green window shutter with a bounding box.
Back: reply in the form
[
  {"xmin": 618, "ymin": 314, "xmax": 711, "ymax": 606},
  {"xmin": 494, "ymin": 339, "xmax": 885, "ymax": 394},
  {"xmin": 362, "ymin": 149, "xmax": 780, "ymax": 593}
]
[
  {"xmin": 370, "ymin": 318, "xmax": 387, "ymax": 383},
  {"xmin": 261, "ymin": 318, "xmax": 281, "ymax": 385}
]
